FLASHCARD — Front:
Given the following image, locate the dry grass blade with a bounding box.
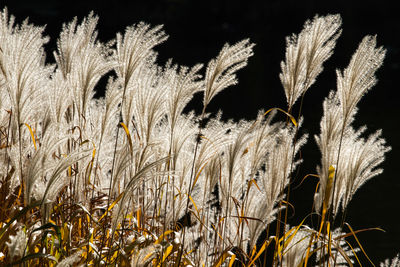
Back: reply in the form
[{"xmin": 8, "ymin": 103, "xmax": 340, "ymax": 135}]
[
  {"xmin": 345, "ymin": 222, "xmax": 376, "ymax": 266},
  {"xmin": 263, "ymin": 107, "xmax": 297, "ymax": 126},
  {"xmin": 23, "ymin": 123, "xmax": 37, "ymax": 150},
  {"xmin": 247, "ymin": 236, "xmax": 275, "ymax": 266}
]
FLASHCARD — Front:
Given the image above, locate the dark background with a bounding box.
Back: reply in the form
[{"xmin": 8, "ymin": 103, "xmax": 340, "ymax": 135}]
[{"xmin": 1, "ymin": 0, "xmax": 399, "ymax": 264}]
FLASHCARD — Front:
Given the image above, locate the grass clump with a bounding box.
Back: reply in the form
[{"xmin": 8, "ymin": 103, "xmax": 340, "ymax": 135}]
[{"xmin": 0, "ymin": 7, "xmax": 393, "ymax": 266}]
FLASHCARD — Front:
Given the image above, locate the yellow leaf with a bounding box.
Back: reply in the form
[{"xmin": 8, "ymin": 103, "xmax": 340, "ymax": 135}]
[
  {"xmin": 345, "ymin": 223, "xmax": 375, "ymax": 267},
  {"xmin": 263, "ymin": 108, "xmax": 297, "ymax": 127},
  {"xmin": 248, "ymin": 179, "xmax": 261, "ymax": 193},
  {"xmin": 155, "ymin": 230, "xmax": 174, "ymax": 245},
  {"xmin": 326, "ymin": 221, "xmax": 332, "ymax": 259},
  {"xmin": 228, "ymin": 254, "xmax": 236, "ymax": 267},
  {"xmin": 192, "ymin": 160, "xmax": 210, "ymax": 191},
  {"xmin": 250, "ymin": 244, "xmax": 256, "ymax": 259},
  {"xmin": 318, "ymin": 165, "xmax": 335, "ymax": 239},
  {"xmin": 136, "ymin": 208, "xmax": 141, "ymax": 229},
  {"xmin": 161, "ymin": 245, "xmax": 174, "ymax": 263},
  {"xmin": 120, "ymin": 122, "xmax": 133, "ymax": 152},
  {"xmin": 323, "ymin": 165, "xmax": 335, "ymax": 212},
  {"xmin": 302, "ymin": 233, "xmax": 315, "ymax": 267},
  {"xmin": 248, "ymin": 236, "xmax": 275, "ymax": 266},
  {"xmin": 189, "ymin": 195, "xmax": 199, "ymax": 214},
  {"xmin": 24, "ymin": 123, "xmax": 37, "ymax": 150},
  {"xmin": 212, "ymin": 251, "xmax": 230, "ymax": 267},
  {"xmin": 98, "ymin": 192, "xmax": 124, "ymax": 222}
]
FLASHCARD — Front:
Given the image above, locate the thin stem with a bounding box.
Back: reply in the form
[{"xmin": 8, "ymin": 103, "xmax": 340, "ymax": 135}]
[
  {"xmin": 176, "ymin": 111, "xmax": 206, "ymax": 266},
  {"xmin": 102, "ymin": 77, "xmax": 129, "ymax": 264}
]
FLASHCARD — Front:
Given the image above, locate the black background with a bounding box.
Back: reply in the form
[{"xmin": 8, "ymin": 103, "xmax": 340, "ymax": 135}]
[{"xmin": 1, "ymin": 0, "xmax": 399, "ymax": 264}]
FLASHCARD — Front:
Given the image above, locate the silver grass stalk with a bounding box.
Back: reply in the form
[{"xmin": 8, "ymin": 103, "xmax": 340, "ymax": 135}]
[
  {"xmin": 247, "ymin": 111, "xmax": 280, "ymax": 178},
  {"xmin": 112, "ymin": 156, "xmax": 169, "ymax": 232},
  {"xmin": 47, "ymin": 70, "xmax": 72, "ymax": 125},
  {"xmin": 161, "ymin": 113, "xmax": 198, "ymax": 226},
  {"xmin": 162, "ymin": 64, "xmax": 202, "ymax": 226},
  {"xmin": 54, "ymin": 13, "xmax": 115, "ymax": 124},
  {"xmin": 334, "ymin": 127, "xmax": 389, "ymax": 214},
  {"xmin": 217, "ymin": 120, "xmax": 251, "ymax": 218},
  {"xmin": 203, "ymin": 39, "xmax": 254, "ymax": 112},
  {"xmin": 40, "ymin": 144, "xmax": 92, "ymax": 221},
  {"xmin": 109, "ymin": 146, "xmax": 133, "ymax": 198},
  {"xmin": 315, "ymin": 93, "xmax": 391, "ymax": 215},
  {"xmin": 280, "ymin": 14, "xmax": 341, "ymax": 112},
  {"xmin": 0, "ymin": 8, "xmax": 53, "ymax": 199},
  {"xmin": 99, "ymin": 78, "xmax": 122, "ymax": 138},
  {"xmin": 115, "ymin": 22, "xmax": 167, "ymax": 90},
  {"xmin": 122, "ymin": 56, "xmax": 167, "ymax": 146},
  {"xmin": 91, "ymin": 77, "xmax": 122, "ymax": 191},
  {"xmin": 192, "ymin": 114, "xmax": 233, "ymax": 205},
  {"xmin": 315, "ymin": 35, "xmax": 390, "ymax": 216},
  {"xmin": 219, "ymin": 120, "xmax": 253, "ymax": 249},
  {"xmin": 165, "ymin": 63, "xmax": 203, "ymax": 135},
  {"xmin": 336, "ymin": 35, "xmax": 385, "ymax": 125},
  {"xmin": 25, "ymin": 124, "xmax": 70, "ymax": 205},
  {"xmin": 247, "ymin": 125, "xmax": 307, "ymax": 249},
  {"xmin": 0, "ymin": 9, "xmax": 53, "ymax": 132}
]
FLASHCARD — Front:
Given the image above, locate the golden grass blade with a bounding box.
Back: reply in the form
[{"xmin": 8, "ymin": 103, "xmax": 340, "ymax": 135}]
[
  {"xmin": 212, "ymin": 249, "xmax": 231, "ymax": 267},
  {"xmin": 280, "ymin": 200, "xmax": 295, "ymax": 218},
  {"xmin": 228, "ymin": 254, "xmax": 236, "ymax": 267},
  {"xmin": 334, "ymin": 227, "xmax": 385, "ymax": 240},
  {"xmin": 85, "ymin": 143, "xmax": 96, "ymax": 185},
  {"xmin": 191, "ymin": 159, "xmax": 210, "ymax": 191},
  {"xmin": 263, "ymin": 107, "xmax": 297, "ymax": 126},
  {"xmin": 344, "ymin": 239, "xmax": 362, "ymax": 266},
  {"xmin": 294, "ymin": 173, "xmax": 319, "ymax": 189},
  {"xmin": 136, "ymin": 208, "xmax": 141, "ymax": 229},
  {"xmin": 302, "ymin": 232, "xmax": 316, "ymax": 267},
  {"xmin": 247, "ymin": 236, "xmax": 275, "ymax": 266},
  {"xmin": 248, "ymin": 179, "xmax": 261, "ymax": 193},
  {"xmin": 345, "ymin": 222, "xmax": 375, "ymax": 266},
  {"xmin": 275, "ymin": 218, "xmax": 307, "ymax": 263},
  {"xmin": 211, "ymin": 223, "xmax": 224, "ymax": 241},
  {"xmin": 161, "ymin": 245, "xmax": 174, "ymax": 264},
  {"xmin": 326, "ymin": 221, "xmax": 333, "ymax": 267},
  {"xmin": 98, "ymin": 192, "xmax": 124, "ymax": 222},
  {"xmin": 331, "ymin": 241, "xmax": 354, "ymax": 267},
  {"xmin": 155, "ymin": 230, "xmax": 174, "ymax": 245},
  {"xmin": 24, "ymin": 123, "xmax": 37, "ymax": 150},
  {"xmin": 323, "ymin": 165, "xmax": 335, "ymax": 213},
  {"xmin": 120, "ymin": 122, "xmax": 133, "ymax": 152},
  {"xmin": 318, "ymin": 165, "xmax": 335, "ymax": 240},
  {"xmin": 188, "ymin": 195, "xmax": 199, "ymax": 214},
  {"xmin": 230, "ymin": 215, "xmax": 263, "ymax": 222},
  {"xmin": 250, "ymin": 244, "xmax": 257, "ymax": 259}
]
